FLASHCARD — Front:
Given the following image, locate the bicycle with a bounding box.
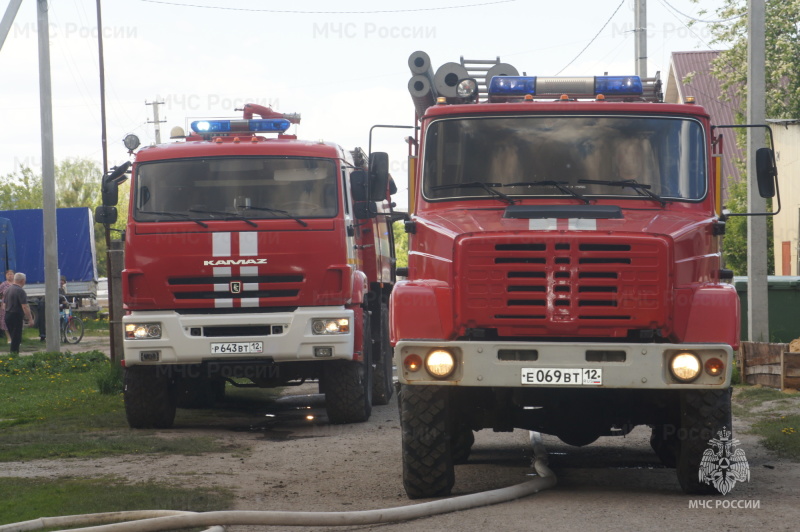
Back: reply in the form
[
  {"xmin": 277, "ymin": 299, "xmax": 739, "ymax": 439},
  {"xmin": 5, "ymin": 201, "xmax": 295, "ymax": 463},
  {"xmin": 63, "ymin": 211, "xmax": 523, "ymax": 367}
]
[{"xmin": 61, "ymin": 306, "xmax": 84, "ymax": 344}]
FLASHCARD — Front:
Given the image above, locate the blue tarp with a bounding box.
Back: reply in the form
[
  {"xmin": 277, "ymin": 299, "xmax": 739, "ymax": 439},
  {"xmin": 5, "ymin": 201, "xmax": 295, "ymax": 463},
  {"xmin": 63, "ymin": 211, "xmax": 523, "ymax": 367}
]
[
  {"xmin": 0, "ymin": 217, "xmax": 15, "ymax": 274},
  {"xmin": 0, "ymin": 208, "xmax": 97, "ymax": 283}
]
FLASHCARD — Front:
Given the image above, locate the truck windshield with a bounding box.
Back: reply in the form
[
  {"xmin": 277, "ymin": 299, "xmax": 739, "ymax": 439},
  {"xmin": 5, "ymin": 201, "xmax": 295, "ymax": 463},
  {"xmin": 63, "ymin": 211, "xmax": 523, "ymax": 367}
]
[
  {"xmin": 422, "ymin": 115, "xmax": 707, "ymax": 203},
  {"xmin": 133, "ymin": 157, "xmax": 338, "ymax": 222}
]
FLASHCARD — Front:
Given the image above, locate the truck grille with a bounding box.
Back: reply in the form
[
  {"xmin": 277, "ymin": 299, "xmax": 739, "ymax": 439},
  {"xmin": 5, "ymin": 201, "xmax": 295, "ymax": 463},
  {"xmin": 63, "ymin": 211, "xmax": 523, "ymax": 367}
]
[
  {"xmin": 456, "ymin": 234, "xmax": 671, "ymax": 337},
  {"xmin": 168, "ymin": 274, "xmax": 303, "ymax": 303}
]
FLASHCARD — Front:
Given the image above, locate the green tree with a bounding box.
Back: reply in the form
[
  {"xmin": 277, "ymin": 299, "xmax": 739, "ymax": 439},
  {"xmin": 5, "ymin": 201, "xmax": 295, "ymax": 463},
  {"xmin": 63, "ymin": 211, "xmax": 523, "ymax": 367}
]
[
  {"xmin": 722, "ymin": 178, "xmax": 775, "ymax": 275},
  {"xmin": 694, "ymin": 1, "xmax": 800, "ymax": 121},
  {"xmin": 0, "ymin": 158, "xmax": 125, "ymax": 276},
  {"xmin": 392, "ymin": 221, "xmax": 408, "ymax": 269}
]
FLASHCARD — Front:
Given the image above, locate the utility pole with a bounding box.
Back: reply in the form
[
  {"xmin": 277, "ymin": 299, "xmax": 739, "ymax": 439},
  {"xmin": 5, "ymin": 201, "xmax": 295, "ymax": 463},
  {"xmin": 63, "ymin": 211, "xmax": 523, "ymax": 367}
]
[
  {"xmin": 0, "ymin": 0, "xmax": 24, "ymax": 52},
  {"xmin": 747, "ymin": 0, "xmax": 769, "ymax": 341},
  {"xmin": 634, "ymin": 0, "xmax": 647, "ymax": 78},
  {"xmin": 37, "ymin": 0, "xmax": 60, "ymax": 354},
  {"xmin": 146, "ymin": 100, "xmax": 166, "ymax": 144}
]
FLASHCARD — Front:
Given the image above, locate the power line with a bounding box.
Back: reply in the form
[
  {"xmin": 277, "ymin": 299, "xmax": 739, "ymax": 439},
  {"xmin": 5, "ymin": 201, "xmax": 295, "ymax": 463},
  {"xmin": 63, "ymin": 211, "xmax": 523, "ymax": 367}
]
[
  {"xmin": 554, "ymin": 0, "xmax": 625, "ymax": 76},
  {"xmin": 660, "ymin": 0, "xmax": 744, "ymax": 24},
  {"xmin": 139, "ymin": 0, "xmax": 516, "ymax": 14}
]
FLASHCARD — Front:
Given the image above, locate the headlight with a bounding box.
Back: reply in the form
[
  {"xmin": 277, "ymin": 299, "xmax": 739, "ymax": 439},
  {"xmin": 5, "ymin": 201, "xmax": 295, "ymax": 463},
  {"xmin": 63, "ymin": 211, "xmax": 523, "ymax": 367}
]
[
  {"xmin": 312, "ymin": 318, "xmax": 350, "ymax": 335},
  {"xmin": 670, "ymin": 352, "xmax": 702, "ymax": 382},
  {"xmin": 425, "ymin": 349, "xmax": 456, "ymax": 379},
  {"xmin": 125, "ymin": 323, "xmax": 162, "ymax": 340}
]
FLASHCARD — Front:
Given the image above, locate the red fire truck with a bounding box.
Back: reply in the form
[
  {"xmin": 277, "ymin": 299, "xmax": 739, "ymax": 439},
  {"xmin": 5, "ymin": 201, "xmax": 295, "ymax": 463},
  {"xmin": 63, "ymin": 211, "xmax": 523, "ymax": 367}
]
[
  {"xmin": 99, "ymin": 104, "xmax": 397, "ymax": 428},
  {"xmin": 393, "ymin": 53, "xmax": 777, "ymax": 497}
]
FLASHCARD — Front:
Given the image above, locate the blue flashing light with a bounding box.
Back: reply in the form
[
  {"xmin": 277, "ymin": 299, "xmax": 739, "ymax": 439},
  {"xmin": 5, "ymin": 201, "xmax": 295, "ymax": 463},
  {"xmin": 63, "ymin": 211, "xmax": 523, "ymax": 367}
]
[
  {"xmin": 190, "ymin": 118, "xmax": 291, "ymax": 134},
  {"xmin": 488, "ymin": 76, "xmax": 537, "ymax": 97},
  {"xmin": 594, "ymin": 76, "xmax": 643, "ymax": 96}
]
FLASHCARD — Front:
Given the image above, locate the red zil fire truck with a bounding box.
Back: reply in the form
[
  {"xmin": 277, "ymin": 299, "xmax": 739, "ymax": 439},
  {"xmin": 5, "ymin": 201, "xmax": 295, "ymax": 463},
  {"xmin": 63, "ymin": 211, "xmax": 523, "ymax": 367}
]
[
  {"xmin": 393, "ymin": 52, "xmax": 778, "ymax": 498},
  {"xmin": 99, "ymin": 104, "xmax": 397, "ymax": 428}
]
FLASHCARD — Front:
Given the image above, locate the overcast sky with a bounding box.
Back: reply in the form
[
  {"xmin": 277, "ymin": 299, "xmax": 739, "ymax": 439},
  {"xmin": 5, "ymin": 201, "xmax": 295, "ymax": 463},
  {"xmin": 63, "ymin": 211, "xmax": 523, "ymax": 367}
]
[{"xmin": 1, "ymin": 0, "xmax": 729, "ymax": 209}]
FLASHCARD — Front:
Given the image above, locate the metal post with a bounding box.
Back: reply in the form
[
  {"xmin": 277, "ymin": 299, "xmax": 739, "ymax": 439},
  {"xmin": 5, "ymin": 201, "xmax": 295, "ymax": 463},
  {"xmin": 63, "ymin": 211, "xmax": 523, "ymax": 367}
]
[
  {"xmin": 747, "ymin": 0, "xmax": 769, "ymax": 341},
  {"xmin": 634, "ymin": 0, "xmax": 647, "ymax": 78},
  {"xmin": 0, "ymin": 0, "xmax": 24, "ymax": 52},
  {"xmin": 146, "ymin": 100, "xmax": 166, "ymax": 144},
  {"xmin": 37, "ymin": 0, "xmax": 60, "ymax": 353}
]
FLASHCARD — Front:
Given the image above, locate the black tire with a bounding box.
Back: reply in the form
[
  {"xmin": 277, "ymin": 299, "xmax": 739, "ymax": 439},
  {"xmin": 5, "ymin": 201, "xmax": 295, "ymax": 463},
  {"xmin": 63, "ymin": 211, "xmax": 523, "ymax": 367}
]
[
  {"xmin": 176, "ymin": 376, "xmax": 223, "ymax": 408},
  {"xmin": 676, "ymin": 389, "xmax": 733, "ymax": 494},
  {"xmin": 124, "ymin": 366, "xmax": 177, "ymax": 429},
  {"xmin": 324, "ymin": 311, "xmax": 372, "ymax": 424},
  {"xmin": 451, "ymin": 425, "xmax": 475, "ymax": 465},
  {"xmin": 62, "ymin": 317, "xmax": 84, "ymax": 344},
  {"xmin": 371, "ymin": 303, "xmax": 393, "ymax": 405},
  {"xmin": 400, "ymin": 384, "xmax": 455, "ymax": 499},
  {"xmin": 650, "ymin": 424, "xmax": 679, "ymax": 468}
]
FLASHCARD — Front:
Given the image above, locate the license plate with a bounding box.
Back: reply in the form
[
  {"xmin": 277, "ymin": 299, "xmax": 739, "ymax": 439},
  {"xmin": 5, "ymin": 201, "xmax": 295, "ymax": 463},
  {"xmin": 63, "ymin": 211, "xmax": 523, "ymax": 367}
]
[
  {"xmin": 521, "ymin": 368, "xmax": 602, "ymax": 385},
  {"xmin": 210, "ymin": 341, "xmax": 264, "ymax": 354}
]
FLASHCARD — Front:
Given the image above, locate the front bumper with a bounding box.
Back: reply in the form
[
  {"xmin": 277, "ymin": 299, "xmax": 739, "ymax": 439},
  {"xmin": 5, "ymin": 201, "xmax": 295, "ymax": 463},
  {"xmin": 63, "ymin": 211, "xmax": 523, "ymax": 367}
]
[
  {"xmin": 394, "ymin": 340, "xmax": 732, "ymax": 389},
  {"xmin": 123, "ymin": 306, "xmax": 354, "ymax": 366}
]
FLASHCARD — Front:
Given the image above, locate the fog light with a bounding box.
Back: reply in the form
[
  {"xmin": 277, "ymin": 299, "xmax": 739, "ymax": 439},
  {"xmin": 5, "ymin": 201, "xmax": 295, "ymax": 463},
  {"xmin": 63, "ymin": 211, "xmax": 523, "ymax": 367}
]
[
  {"xmin": 425, "ymin": 349, "xmax": 456, "ymax": 379},
  {"xmin": 314, "ymin": 346, "xmax": 333, "ymax": 357},
  {"xmin": 705, "ymin": 357, "xmax": 725, "ymax": 377},
  {"xmin": 670, "ymin": 352, "xmax": 702, "ymax": 382},
  {"xmin": 140, "ymin": 351, "xmax": 160, "ymax": 362},
  {"xmin": 404, "ymin": 354, "xmax": 423, "ymax": 372}
]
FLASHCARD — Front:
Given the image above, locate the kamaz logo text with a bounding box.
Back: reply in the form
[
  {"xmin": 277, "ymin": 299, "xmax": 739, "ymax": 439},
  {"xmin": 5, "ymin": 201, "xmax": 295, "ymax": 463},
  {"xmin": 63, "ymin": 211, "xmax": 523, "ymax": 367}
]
[{"xmin": 203, "ymin": 258, "xmax": 268, "ymax": 266}]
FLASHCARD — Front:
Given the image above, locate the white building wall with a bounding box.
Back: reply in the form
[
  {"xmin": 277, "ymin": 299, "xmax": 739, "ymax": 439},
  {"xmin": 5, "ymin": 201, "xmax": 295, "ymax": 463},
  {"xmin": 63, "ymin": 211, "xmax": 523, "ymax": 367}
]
[{"xmin": 771, "ymin": 121, "xmax": 800, "ymax": 275}]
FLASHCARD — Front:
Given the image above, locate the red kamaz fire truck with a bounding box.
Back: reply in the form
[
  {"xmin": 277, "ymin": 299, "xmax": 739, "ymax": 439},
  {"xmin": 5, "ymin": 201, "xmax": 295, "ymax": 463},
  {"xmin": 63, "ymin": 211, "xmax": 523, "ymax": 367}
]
[
  {"xmin": 99, "ymin": 104, "xmax": 397, "ymax": 428},
  {"xmin": 393, "ymin": 52, "xmax": 777, "ymax": 498}
]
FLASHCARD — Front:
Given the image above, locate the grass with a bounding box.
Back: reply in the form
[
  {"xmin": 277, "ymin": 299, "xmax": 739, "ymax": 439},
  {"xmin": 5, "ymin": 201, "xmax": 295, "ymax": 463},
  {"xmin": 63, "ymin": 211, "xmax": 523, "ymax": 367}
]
[
  {"xmin": 732, "ymin": 385, "xmax": 800, "ymax": 460},
  {"xmin": 0, "ymin": 476, "xmax": 234, "ymax": 526},
  {"xmin": 0, "ymin": 351, "xmax": 226, "ymax": 461}
]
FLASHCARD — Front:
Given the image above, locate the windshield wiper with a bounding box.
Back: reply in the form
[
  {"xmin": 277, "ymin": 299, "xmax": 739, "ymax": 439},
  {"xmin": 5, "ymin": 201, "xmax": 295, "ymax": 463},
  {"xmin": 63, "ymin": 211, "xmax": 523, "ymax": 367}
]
[
  {"xmin": 431, "ymin": 181, "xmax": 517, "ymax": 205},
  {"xmin": 578, "ymin": 179, "xmax": 666, "ymax": 207},
  {"xmin": 188, "ymin": 208, "xmax": 258, "ymax": 227},
  {"xmin": 237, "ymin": 205, "xmax": 308, "ymax": 227},
  {"xmin": 504, "ymin": 180, "xmax": 590, "ymax": 204},
  {"xmin": 139, "ymin": 210, "xmax": 208, "ymax": 228}
]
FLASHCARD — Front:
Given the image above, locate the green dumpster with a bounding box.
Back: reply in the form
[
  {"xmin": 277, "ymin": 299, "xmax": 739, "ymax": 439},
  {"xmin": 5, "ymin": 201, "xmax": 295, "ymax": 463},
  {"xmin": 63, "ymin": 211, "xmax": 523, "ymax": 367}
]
[{"xmin": 734, "ymin": 276, "xmax": 800, "ymax": 343}]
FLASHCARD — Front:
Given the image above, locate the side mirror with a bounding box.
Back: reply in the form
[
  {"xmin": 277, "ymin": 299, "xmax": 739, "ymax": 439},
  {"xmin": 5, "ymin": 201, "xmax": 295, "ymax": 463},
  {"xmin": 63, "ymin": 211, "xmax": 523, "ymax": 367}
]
[
  {"xmin": 94, "ymin": 205, "xmax": 118, "ymax": 225},
  {"xmin": 368, "ymin": 152, "xmax": 389, "ymax": 202},
  {"xmin": 102, "ymin": 161, "xmax": 131, "ymax": 206},
  {"xmin": 755, "ymin": 147, "xmax": 776, "ymax": 198},
  {"xmin": 354, "ymin": 201, "xmax": 378, "ymax": 220}
]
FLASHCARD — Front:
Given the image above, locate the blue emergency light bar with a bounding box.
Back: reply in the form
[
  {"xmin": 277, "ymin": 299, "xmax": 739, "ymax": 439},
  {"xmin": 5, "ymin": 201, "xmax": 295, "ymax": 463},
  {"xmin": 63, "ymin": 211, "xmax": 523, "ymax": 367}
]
[
  {"xmin": 190, "ymin": 118, "xmax": 291, "ymax": 134},
  {"xmin": 488, "ymin": 75, "xmax": 643, "ymax": 100}
]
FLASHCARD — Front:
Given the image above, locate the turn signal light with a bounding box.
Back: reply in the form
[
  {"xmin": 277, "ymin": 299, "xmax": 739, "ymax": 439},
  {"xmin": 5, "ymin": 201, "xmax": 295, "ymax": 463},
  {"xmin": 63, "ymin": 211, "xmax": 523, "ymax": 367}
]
[
  {"xmin": 404, "ymin": 354, "xmax": 423, "ymax": 372},
  {"xmin": 704, "ymin": 357, "xmax": 725, "ymax": 377}
]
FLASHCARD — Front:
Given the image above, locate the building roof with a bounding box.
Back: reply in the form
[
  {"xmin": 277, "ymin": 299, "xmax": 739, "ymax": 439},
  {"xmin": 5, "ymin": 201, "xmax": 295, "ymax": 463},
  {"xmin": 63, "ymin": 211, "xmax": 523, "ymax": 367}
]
[{"xmin": 665, "ymin": 50, "xmax": 743, "ymax": 189}]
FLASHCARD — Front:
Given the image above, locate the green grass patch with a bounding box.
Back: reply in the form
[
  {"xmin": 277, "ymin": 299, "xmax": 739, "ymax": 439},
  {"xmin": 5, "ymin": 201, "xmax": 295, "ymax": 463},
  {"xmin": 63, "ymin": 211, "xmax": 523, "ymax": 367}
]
[
  {"xmin": 0, "ymin": 351, "xmax": 228, "ymax": 461},
  {"xmin": 0, "ymin": 476, "xmax": 234, "ymax": 526},
  {"xmin": 732, "ymin": 385, "xmax": 800, "ymax": 461},
  {"xmin": 752, "ymin": 413, "xmax": 800, "ymax": 458}
]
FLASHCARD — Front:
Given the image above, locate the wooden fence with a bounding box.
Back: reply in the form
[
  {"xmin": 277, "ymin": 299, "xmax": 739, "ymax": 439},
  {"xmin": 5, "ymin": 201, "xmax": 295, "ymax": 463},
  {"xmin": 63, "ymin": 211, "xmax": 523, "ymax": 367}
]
[{"xmin": 738, "ymin": 341, "xmax": 800, "ymax": 390}]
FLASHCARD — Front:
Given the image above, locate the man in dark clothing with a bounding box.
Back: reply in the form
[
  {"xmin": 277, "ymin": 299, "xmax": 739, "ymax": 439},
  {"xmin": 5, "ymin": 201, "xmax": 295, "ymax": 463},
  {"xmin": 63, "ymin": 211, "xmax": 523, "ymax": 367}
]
[{"xmin": 3, "ymin": 272, "xmax": 34, "ymax": 354}]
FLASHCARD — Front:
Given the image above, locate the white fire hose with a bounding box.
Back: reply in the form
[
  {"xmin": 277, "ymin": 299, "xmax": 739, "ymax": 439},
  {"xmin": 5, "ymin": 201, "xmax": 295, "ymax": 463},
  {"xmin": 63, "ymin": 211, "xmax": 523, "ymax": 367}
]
[{"xmin": 1, "ymin": 432, "xmax": 556, "ymax": 532}]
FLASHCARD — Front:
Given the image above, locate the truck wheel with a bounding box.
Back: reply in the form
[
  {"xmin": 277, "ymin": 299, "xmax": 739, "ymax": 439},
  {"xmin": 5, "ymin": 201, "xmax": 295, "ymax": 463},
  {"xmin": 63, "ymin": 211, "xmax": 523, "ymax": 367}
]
[
  {"xmin": 371, "ymin": 303, "xmax": 394, "ymax": 405},
  {"xmin": 400, "ymin": 384, "xmax": 455, "ymax": 498},
  {"xmin": 124, "ymin": 366, "xmax": 177, "ymax": 429},
  {"xmin": 676, "ymin": 389, "xmax": 732, "ymax": 494},
  {"xmin": 451, "ymin": 425, "xmax": 475, "ymax": 465},
  {"xmin": 176, "ymin": 376, "xmax": 223, "ymax": 409},
  {"xmin": 650, "ymin": 424, "xmax": 678, "ymax": 468},
  {"xmin": 324, "ymin": 312, "xmax": 373, "ymax": 424}
]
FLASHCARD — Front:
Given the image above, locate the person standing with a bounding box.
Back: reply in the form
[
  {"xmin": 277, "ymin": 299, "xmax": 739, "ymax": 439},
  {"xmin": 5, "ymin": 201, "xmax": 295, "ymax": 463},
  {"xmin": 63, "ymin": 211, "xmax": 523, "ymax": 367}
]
[
  {"xmin": 0, "ymin": 269, "xmax": 13, "ymax": 342},
  {"xmin": 4, "ymin": 272, "xmax": 34, "ymax": 354}
]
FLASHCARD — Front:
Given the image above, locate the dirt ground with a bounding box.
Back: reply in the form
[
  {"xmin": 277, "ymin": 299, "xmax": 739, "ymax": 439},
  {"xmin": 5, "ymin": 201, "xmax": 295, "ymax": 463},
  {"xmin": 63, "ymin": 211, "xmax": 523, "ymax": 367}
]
[{"xmin": 4, "ymin": 335, "xmax": 800, "ymax": 531}]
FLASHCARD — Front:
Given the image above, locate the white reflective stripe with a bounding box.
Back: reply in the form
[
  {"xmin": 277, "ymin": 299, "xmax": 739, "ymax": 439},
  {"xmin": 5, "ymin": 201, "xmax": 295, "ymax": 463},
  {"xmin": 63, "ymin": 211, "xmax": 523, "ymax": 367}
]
[
  {"xmin": 214, "ymin": 283, "xmax": 228, "ymax": 292},
  {"xmin": 215, "ymin": 298, "xmax": 233, "ymax": 308},
  {"xmin": 569, "ymin": 219, "xmax": 597, "ymax": 230},
  {"xmin": 240, "ymin": 232, "xmax": 258, "ymax": 256},
  {"xmin": 240, "ymin": 298, "xmax": 260, "ymax": 308},
  {"xmin": 243, "ymin": 283, "xmax": 259, "ymax": 291},
  {"xmin": 240, "ymin": 266, "xmax": 258, "ymax": 276},
  {"xmin": 213, "ymin": 232, "xmax": 231, "ymax": 257},
  {"xmin": 529, "ymin": 218, "xmax": 557, "ymax": 230},
  {"xmin": 213, "ymin": 267, "xmax": 231, "ymax": 277}
]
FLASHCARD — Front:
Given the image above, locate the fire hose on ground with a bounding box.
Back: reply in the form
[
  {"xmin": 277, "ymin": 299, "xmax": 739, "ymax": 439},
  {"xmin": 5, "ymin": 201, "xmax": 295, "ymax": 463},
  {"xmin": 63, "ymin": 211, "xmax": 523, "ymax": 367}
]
[{"xmin": 1, "ymin": 432, "xmax": 556, "ymax": 532}]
